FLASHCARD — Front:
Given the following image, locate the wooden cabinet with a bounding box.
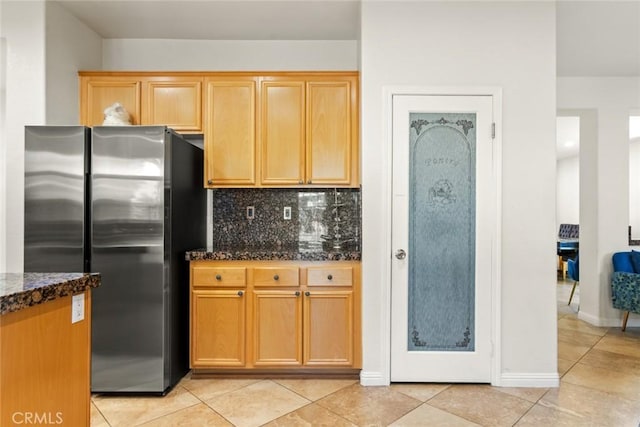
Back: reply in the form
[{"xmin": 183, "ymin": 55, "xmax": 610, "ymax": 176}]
[
  {"xmin": 189, "ymin": 260, "xmax": 361, "ymax": 376},
  {"xmin": 204, "ymin": 77, "xmax": 257, "ymax": 187},
  {"xmin": 142, "ymin": 77, "xmax": 203, "ymax": 132},
  {"xmin": 79, "ymin": 73, "xmax": 203, "ymax": 133},
  {"xmin": 260, "ymin": 76, "xmax": 358, "ymax": 187},
  {"xmin": 80, "ymin": 76, "xmax": 141, "ymax": 126},
  {"xmin": 79, "ymin": 71, "xmax": 359, "ymax": 188},
  {"xmin": 190, "ymin": 266, "xmax": 247, "ymax": 367}
]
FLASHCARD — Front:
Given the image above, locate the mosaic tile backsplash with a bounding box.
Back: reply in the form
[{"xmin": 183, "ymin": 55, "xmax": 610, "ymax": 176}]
[{"xmin": 211, "ymin": 188, "xmax": 361, "ymax": 252}]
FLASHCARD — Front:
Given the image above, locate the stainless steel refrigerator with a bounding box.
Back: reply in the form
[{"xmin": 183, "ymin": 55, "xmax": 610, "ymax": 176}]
[{"xmin": 24, "ymin": 125, "xmax": 206, "ymax": 394}]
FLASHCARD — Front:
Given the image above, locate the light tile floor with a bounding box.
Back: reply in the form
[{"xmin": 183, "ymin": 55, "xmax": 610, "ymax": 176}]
[{"xmin": 91, "ymin": 281, "xmax": 640, "ymax": 426}]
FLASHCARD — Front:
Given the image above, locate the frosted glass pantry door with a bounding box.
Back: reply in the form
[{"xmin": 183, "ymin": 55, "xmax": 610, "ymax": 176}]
[{"xmin": 390, "ymin": 95, "xmax": 494, "ymax": 382}]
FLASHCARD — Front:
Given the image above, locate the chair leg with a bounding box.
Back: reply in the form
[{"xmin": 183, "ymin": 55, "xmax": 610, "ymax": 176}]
[
  {"xmin": 568, "ymin": 281, "xmax": 578, "ymax": 305},
  {"xmin": 622, "ymin": 311, "xmax": 630, "ymax": 332}
]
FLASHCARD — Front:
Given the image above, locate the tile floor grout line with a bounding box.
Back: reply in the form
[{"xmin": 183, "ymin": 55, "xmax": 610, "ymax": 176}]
[{"xmin": 90, "ymin": 401, "xmax": 113, "ymax": 427}]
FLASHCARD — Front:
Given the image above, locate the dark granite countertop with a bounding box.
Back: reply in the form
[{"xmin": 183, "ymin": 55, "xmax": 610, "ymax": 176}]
[
  {"xmin": 186, "ymin": 246, "xmax": 361, "ymax": 262},
  {"xmin": 0, "ymin": 273, "xmax": 101, "ymax": 315}
]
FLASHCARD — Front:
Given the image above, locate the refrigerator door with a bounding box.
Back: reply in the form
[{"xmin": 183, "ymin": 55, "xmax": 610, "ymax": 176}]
[
  {"xmin": 90, "ymin": 126, "xmax": 167, "ymax": 393},
  {"xmin": 24, "ymin": 126, "xmax": 89, "ymax": 273}
]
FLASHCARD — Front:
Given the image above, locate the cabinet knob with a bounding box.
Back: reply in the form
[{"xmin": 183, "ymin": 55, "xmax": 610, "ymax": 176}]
[
  {"xmin": 327, "ymin": 274, "xmax": 333, "ymax": 281},
  {"xmin": 207, "ymin": 179, "xmax": 213, "ymax": 185},
  {"xmin": 274, "ymin": 274, "xmax": 279, "ymax": 281},
  {"xmin": 215, "ymin": 274, "xmax": 222, "ymax": 281},
  {"xmin": 298, "ymin": 180, "xmax": 303, "ymax": 185},
  {"xmin": 237, "ymin": 290, "xmax": 244, "ymax": 296},
  {"xmin": 305, "ymin": 291, "xmax": 310, "ymax": 297},
  {"xmin": 307, "ymin": 180, "xmax": 312, "ymax": 184},
  {"xmin": 295, "ymin": 291, "xmax": 300, "ymax": 297}
]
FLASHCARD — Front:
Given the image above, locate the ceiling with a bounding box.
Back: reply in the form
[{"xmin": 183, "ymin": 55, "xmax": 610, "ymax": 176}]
[
  {"xmin": 53, "ymin": 0, "xmax": 640, "ymax": 76},
  {"xmin": 53, "ymin": 0, "xmax": 639, "ymax": 158}
]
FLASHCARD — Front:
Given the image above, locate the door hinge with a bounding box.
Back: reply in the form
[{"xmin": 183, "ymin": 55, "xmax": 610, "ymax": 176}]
[{"xmin": 491, "ymin": 123, "xmax": 496, "ymax": 139}]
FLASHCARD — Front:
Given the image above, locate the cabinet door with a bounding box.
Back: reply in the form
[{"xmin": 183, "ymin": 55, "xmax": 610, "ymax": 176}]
[
  {"xmin": 81, "ymin": 78, "xmax": 140, "ymax": 126},
  {"xmin": 143, "ymin": 78, "xmax": 202, "ymax": 132},
  {"xmin": 303, "ymin": 290, "xmax": 354, "ymax": 366},
  {"xmin": 191, "ymin": 290, "xmax": 246, "ymax": 367},
  {"xmin": 261, "ymin": 80, "xmax": 305, "ymax": 185},
  {"xmin": 253, "ymin": 290, "xmax": 302, "ymax": 366},
  {"xmin": 205, "ymin": 79, "xmax": 257, "ymax": 187},
  {"xmin": 306, "ymin": 80, "xmax": 354, "ymax": 186}
]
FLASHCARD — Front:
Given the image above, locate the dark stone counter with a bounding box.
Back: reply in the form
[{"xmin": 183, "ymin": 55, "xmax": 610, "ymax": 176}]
[
  {"xmin": 186, "ymin": 247, "xmax": 361, "ymax": 262},
  {"xmin": 0, "ymin": 273, "xmax": 101, "ymax": 315}
]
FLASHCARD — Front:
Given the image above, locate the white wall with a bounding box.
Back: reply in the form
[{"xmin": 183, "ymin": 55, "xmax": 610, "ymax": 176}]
[
  {"xmin": 103, "ymin": 39, "xmax": 359, "ymax": 71},
  {"xmin": 0, "ymin": 1, "xmax": 102, "ymax": 272},
  {"xmin": 632, "ymin": 137, "xmax": 640, "ymax": 240},
  {"xmin": 558, "ymin": 77, "xmax": 640, "ymax": 327},
  {"xmin": 556, "ymin": 156, "xmax": 579, "ymax": 227},
  {"xmin": 360, "ymin": 1, "xmax": 558, "ymax": 386},
  {"xmin": 0, "ymin": 0, "xmax": 47, "ymax": 272},
  {"xmin": 45, "ymin": 1, "xmax": 102, "ymax": 124}
]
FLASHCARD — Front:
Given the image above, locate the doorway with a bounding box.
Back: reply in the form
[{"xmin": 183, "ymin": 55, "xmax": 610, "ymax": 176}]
[{"xmin": 389, "ymin": 93, "xmax": 499, "ymax": 382}]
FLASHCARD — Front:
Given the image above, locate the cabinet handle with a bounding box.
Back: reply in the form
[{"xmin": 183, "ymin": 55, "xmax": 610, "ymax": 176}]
[
  {"xmin": 307, "ymin": 180, "xmax": 312, "ymax": 184},
  {"xmin": 273, "ymin": 274, "xmax": 279, "ymax": 281},
  {"xmin": 207, "ymin": 179, "xmax": 213, "ymax": 185},
  {"xmin": 215, "ymin": 274, "xmax": 222, "ymax": 281},
  {"xmin": 305, "ymin": 291, "xmax": 310, "ymax": 297},
  {"xmin": 237, "ymin": 290, "xmax": 244, "ymax": 296},
  {"xmin": 298, "ymin": 180, "xmax": 303, "ymax": 185},
  {"xmin": 295, "ymin": 291, "xmax": 300, "ymax": 297},
  {"xmin": 327, "ymin": 274, "xmax": 333, "ymax": 281}
]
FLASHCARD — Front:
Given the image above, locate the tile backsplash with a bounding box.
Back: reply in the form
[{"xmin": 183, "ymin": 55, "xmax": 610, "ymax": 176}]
[{"xmin": 211, "ymin": 188, "xmax": 361, "ymax": 251}]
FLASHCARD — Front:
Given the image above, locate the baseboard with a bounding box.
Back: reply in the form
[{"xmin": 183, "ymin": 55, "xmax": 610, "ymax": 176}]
[
  {"xmin": 359, "ymin": 371, "xmax": 389, "ymax": 386},
  {"xmin": 497, "ymin": 372, "xmax": 559, "ymax": 388},
  {"xmin": 578, "ymin": 310, "xmax": 640, "ymax": 328}
]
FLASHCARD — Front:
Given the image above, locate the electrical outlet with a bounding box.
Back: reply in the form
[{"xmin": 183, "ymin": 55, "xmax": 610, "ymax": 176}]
[
  {"xmin": 72, "ymin": 293, "xmax": 84, "ymax": 323},
  {"xmin": 246, "ymin": 206, "xmax": 255, "ymax": 220},
  {"xmin": 284, "ymin": 206, "xmax": 292, "ymax": 220}
]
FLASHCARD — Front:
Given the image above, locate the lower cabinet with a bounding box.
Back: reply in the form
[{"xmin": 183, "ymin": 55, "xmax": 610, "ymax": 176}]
[
  {"xmin": 191, "ymin": 290, "xmax": 246, "ymax": 367},
  {"xmin": 189, "ymin": 260, "xmax": 361, "ymax": 375}
]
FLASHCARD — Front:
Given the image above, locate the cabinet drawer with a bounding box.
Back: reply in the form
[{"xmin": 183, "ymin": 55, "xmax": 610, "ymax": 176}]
[
  {"xmin": 193, "ymin": 267, "xmax": 247, "ymax": 287},
  {"xmin": 254, "ymin": 267, "xmax": 299, "ymax": 287},
  {"xmin": 307, "ymin": 266, "xmax": 353, "ymax": 286}
]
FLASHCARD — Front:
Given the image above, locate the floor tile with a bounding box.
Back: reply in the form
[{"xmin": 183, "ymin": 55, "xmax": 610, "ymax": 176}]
[
  {"xmin": 390, "ymin": 403, "xmax": 481, "ymax": 426},
  {"xmin": 557, "ymin": 340, "xmax": 591, "ymax": 362},
  {"xmin": 274, "ymin": 378, "xmax": 357, "ymax": 401},
  {"xmin": 92, "ymin": 386, "xmax": 200, "ymax": 427},
  {"xmin": 316, "ymin": 384, "xmax": 421, "ymax": 426},
  {"xmin": 557, "ymin": 358, "xmax": 576, "ymax": 377},
  {"xmin": 580, "ymin": 348, "xmax": 640, "ymax": 377},
  {"xmin": 390, "ymin": 383, "xmax": 450, "ymax": 401},
  {"xmin": 494, "ymin": 386, "xmax": 549, "ymax": 403},
  {"xmin": 180, "ymin": 378, "xmax": 260, "ymax": 401},
  {"xmin": 139, "ymin": 403, "xmax": 232, "ymax": 426},
  {"xmin": 263, "ymin": 403, "xmax": 356, "ymax": 426},
  {"xmin": 557, "ymin": 327, "xmax": 603, "ymax": 347},
  {"xmin": 594, "ymin": 332, "xmax": 640, "ymax": 359},
  {"xmin": 205, "ymin": 380, "xmax": 310, "ymax": 427},
  {"xmin": 562, "ymin": 362, "xmax": 640, "ymax": 401},
  {"xmin": 539, "ymin": 381, "xmax": 640, "ymax": 426},
  {"xmin": 427, "ymin": 384, "xmax": 534, "ymax": 427},
  {"xmin": 557, "ymin": 317, "xmax": 608, "ymax": 337},
  {"xmin": 514, "ymin": 403, "xmax": 591, "ymax": 426},
  {"xmin": 90, "ymin": 402, "xmax": 110, "ymax": 427}
]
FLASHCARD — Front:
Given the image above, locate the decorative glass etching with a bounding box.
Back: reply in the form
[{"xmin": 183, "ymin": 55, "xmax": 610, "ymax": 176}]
[{"xmin": 408, "ymin": 113, "xmax": 476, "ymax": 352}]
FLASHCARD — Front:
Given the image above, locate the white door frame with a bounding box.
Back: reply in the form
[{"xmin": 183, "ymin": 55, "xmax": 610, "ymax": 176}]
[{"xmin": 380, "ymin": 86, "xmax": 502, "ymax": 386}]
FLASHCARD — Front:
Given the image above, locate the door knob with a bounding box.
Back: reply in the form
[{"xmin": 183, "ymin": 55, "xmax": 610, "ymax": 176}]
[{"xmin": 395, "ymin": 249, "xmax": 407, "ymax": 260}]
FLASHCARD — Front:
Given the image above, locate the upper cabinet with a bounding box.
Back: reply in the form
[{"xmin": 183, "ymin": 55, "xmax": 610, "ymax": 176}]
[
  {"xmin": 204, "ymin": 77, "xmax": 257, "ymax": 187},
  {"xmin": 260, "ymin": 75, "xmax": 358, "ymax": 187},
  {"xmin": 79, "ymin": 73, "xmax": 203, "ymax": 133},
  {"xmin": 79, "ymin": 71, "xmax": 359, "ymax": 188}
]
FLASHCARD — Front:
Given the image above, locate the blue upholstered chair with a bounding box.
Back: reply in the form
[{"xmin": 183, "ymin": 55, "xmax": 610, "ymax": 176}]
[
  {"xmin": 611, "ymin": 251, "xmax": 640, "ymax": 331},
  {"xmin": 567, "ymin": 255, "xmax": 579, "ymax": 306}
]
